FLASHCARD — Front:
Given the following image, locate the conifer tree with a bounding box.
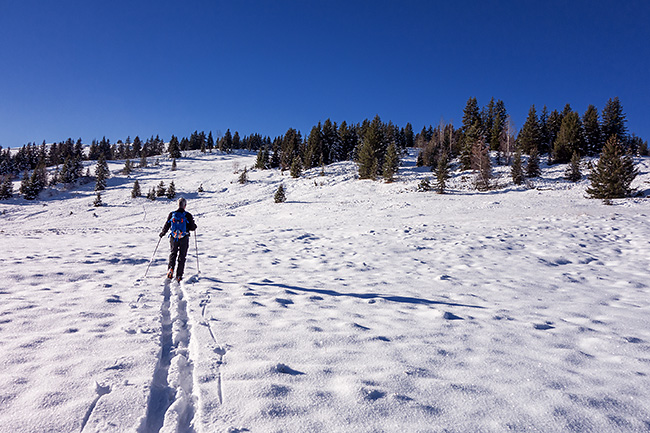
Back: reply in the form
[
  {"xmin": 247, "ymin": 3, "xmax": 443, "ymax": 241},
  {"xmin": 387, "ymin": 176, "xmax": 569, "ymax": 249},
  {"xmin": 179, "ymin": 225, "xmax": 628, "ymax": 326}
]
[
  {"xmin": 460, "ymin": 124, "xmax": 479, "ymax": 171},
  {"xmin": 382, "ymin": 142, "xmax": 399, "ymax": 183},
  {"xmin": 239, "ymin": 167, "xmax": 249, "ymax": 184},
  {"xmin": 586, "ymin": 136, "xmax": 638, "ymax": 200},
  {"xmin": 552, "ymin": 111, "xmax": 585, "ymax": 164},
  {"xmin": 156, "ymin": 181, "xmax": 166, "ymax": 197},
  {"xmin": 357, "ymin": 138, "xmax": 377, "ymax": 180},
  {"xmin": 290, "ymin": 157, "xmax": 302, "ymax": 178},
  {"xmin": 274, "ymin": 184, "xmax": 286, "ymax": 203},
  {"xmin": 131, "ymin": 180, "xmax": 141, "ymax": 198},
  {"xmin": 601, "ymin": 97, "xmax": 627, "ymax": 145},
  {"xmin": 166, "ymin": 181, "xmax": 176, "ymax": 199},
  {"xmin": 471, "ymin": 138, "xmax": 491, "ymax": 190},
  {"xmin": 417, "ymin": 177, "xmax": 432, "ymax": 192},
  {"xmin": 19, "ymin": 170, "xmax": 30, "ymax": 197},
  {"xmin": 147, "ymin": 187, "xmax": 156, "ymax": 201},
  {"xmin": 93, "ymin": 192, "xmax": 103, "ymax": 207},
  {"xmin": 565, "ymin": 152, "xmax": 582, "ymax": 182},
  {"xmin": 171, "ymin": 159, "xmax": 177, "ymax": 171},
  {"xmin": 583, "ymin": 105, "xmax": 602, "ymax": 156},
  {"xmin": 168, "ymin": 136, "xmax": 182, "ymax": 159},
  {"xmin": 140, "ymin": 153, "xmax": 148, "ymax": 168},
  {"xmin": 526, "ymin": 147, "xmax": 541, "ymax": 178},
  {"xmin": 0, "ymin": 175, "xmax": 13, "ymax": 199},
  {"xmin": 124, "ymin": 159, "xmax": 133, "ymax": 175},
  {"xmin": 435, "ymin": 152, "xmax": 451, "ymax": 194},
  {"xmin": 511, "ymin": 149, "xmax": 525, "ymax": 185},
  {"xmin": 95, "ymin": 154, "xmax": 109, "ymax": 191},
  {"xmin": 518, "ymin": 105, "xmax": 541, "ymax": 154}
]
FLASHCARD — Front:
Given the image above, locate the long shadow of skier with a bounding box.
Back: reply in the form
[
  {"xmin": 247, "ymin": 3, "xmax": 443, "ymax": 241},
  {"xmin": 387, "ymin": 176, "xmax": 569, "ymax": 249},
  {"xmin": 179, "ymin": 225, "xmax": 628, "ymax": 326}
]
[{"xmin": 248, "ymin": 281, "xmax": 484, "ymax": 309}]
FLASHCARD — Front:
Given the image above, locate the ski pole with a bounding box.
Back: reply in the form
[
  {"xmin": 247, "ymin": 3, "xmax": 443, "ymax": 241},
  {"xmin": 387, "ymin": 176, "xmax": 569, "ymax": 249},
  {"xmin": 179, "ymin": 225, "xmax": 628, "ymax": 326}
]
[
  {"xmin": 143, "ymin": 236, "xmax": 162, "ymax": 279},
  {"xmin": 194, "ymin": 230, "xmax": 200, "ymax": 274}
]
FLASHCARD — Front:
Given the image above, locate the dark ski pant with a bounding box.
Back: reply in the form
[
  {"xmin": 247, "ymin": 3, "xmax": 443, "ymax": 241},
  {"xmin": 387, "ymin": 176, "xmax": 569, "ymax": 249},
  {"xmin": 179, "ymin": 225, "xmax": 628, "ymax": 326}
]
[{"xmin": 168, "ymin": 235, "xmax": 190, "ymax": 279}]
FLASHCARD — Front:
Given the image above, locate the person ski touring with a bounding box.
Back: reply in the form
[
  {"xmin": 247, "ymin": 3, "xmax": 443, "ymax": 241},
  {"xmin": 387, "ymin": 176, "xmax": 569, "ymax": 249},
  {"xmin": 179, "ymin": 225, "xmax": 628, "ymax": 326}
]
[{"xmin": 159, "ymin": 197, "xmax": 197, "ymax": 282}]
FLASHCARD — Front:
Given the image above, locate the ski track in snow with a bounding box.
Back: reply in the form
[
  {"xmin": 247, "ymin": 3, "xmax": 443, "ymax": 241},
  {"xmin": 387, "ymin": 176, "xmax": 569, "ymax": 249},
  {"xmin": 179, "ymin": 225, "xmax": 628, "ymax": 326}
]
[{"xmin": 1, "ymin": 149, "xmax": 650, "ymax": 432}]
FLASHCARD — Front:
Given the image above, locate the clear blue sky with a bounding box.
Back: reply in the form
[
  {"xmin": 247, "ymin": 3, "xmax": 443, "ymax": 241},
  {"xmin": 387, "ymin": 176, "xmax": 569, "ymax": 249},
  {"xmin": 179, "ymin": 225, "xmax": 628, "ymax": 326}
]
[{"xmin": 1, "ymin": 0, "xmax": 648, "ymax": 148}]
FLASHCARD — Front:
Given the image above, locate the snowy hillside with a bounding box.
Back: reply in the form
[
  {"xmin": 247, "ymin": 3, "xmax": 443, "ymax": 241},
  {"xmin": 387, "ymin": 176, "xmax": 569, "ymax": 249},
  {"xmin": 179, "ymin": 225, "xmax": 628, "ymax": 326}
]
[{"xmin": 1, "ymin": 150, "xmax": 649, "ymax": 432}]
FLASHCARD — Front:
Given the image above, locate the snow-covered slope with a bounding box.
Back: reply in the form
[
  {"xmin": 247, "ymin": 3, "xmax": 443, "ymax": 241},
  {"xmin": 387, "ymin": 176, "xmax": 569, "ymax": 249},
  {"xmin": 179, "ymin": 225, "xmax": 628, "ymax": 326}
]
[{"xmin": 1, "ymin": 150, "xmax": 649, "ymax": 432}]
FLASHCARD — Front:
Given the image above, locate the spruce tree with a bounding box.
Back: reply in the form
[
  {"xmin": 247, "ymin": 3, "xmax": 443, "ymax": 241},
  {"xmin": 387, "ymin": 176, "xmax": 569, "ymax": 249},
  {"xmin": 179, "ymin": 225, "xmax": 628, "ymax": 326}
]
[
  {"xmin": 94, "ymin": 192, "xmax": 103, "ymax": 207},
  {"xmin": 526, "ymin": 147, "xmax": 542, "ymax": 178},
  {"xmin": 357, "ymin": 139, "xmax": 377, "ymax": 180},
  {"xmin": 290, "ymin": 157, "xmax": 302, "ymax": 178},
  {"xmin": 583, "ymin": 105, "xmax": 602, "ymax": 156},
  {"xmin": 0, "ymin": 176, "xmax": 13, "ymax": 200},
  {"xmin": 435, "ymin": 152, "xmax": 451, "ymax": 194},
  {"xmin": 168, "ymin": 136, "xmax": 182, "ymax": 159},
  {"xmin": 166, "ymin": 181, "xmax": 176, "ymax": 199},
  {"xmin": 147, "ymin": 187, "xmax": 156, "ymax": 201},
  {"xmin": 156, "ymin": 181, "xmax": 166, "ymax": 197},
  {"xmin": 19, "ymin": 170, "xmax": 31, "ymax": 198},
  {"xmin": 601, "ymin": 97, "xmax": 627, "ymax": 145},
  {"xmin": 382, "ymin": 142, "xmax": 399, "ymax": 183},
  {"xmin": 140, "ymin": 154, "xmax": 148, "ymax": 168},
  {"xmin": 95, "ymin": 154, "xmax": 109, "ymax": 191},
  {"xmin": 171, "ymin": 159, "xmax": 177, "ymax": 171},
  {"xmin": 274, "ymin": 184, "xmax": 286, "ymax": 203},
  {"xmin": 586, "ymin": 136, "xmax": 638, "ymax": 200},
  {"xmin": 131, "ymin": 180, "xmax": 141, "ymax": 198},
  {"xmin": 565, "ymin": 152, "xmax": 582, "ymax": 182},
  {"xmin": 552, "ymin": 111, "xmax": 585, "ymax": 164},
  {"xmin": 239, "ymin": 167, "xmax": 249, "ymax": 184},
  {"xmin": 124, "ymin": 159, "xmax": 133, "ymax": 175},
  {"xmin": 417, "ymin": 177, "xmax": 432, "ymax": 192},
  {"xmin": 511, "ymin": 149, "xmax": 525, "ymax": 185},
  {"xmin": 518, "ymin": 105, "xmax": 541, "ymax": 155}
]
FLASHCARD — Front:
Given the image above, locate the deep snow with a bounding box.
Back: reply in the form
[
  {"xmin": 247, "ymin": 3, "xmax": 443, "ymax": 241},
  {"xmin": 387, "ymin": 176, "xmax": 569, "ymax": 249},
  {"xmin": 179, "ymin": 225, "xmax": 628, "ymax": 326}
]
[{"xmin": 1, "ymin": 150, "xmax": 649, "ymax": 432}]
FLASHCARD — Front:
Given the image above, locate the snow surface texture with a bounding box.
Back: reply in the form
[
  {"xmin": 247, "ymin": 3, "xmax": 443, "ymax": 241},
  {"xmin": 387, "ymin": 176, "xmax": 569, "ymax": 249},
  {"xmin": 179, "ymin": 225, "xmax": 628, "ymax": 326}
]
[{"xmin": 1, "ymin": 150, "xmax": 649, "ymax": 432}]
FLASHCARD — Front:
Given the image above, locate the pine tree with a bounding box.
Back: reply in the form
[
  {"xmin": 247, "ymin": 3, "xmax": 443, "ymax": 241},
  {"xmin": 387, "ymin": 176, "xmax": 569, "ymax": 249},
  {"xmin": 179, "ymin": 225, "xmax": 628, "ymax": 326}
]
[
  {"xmin": 168, "ymin": 136, "xmax": 182, "ymax": 159},
  {"xmin": 94, "ymin": 192, "xmax": 103, "ymax": 207},
  {"xmin": 552, "ymin": 111, "xmax": 585, "ymax": 164},
  {"xmin": 435, "ymin": 152, "xmax": 451, "ymax": 194},
  {"xmin": 156, "ymin": 181, "xmax": 166, "ymax": 197},
  {"xmin": 511, "ymin": 149, "xmax": 525, "ymax": 185},
  {"xmin": 239, "ymin": 167, "xmax": 249, "ymax": 184},
  {"xmin": 19, "ymin": 170, "xmax": 31, "ymax": 198},
  {"xmin": 290, "ymin": 157, "xmax": 302, "ymax": 178},
  {"xmin": 166, "ymin": 181, "xmax": 176, "ymax": 199},
  {"xmin": 586, "ymin": 136, "xmax": 638, "ymax": 200},
  {"xmin": 147, "ymin": 187, "xmax": 156, "ymax": 201},
  {"xmin": 124, "ymin": 159, "xmax": 133, "ymax": 175},
  {"xmin": 565, "ymin": 152, "xmax": 583, "ymax": 182},
  {"xmin": 526, "ymin": 147, "xmax": 541, "ymax": 178},
  {"xmin": 382, "ymin": 142, "xmax": 399, "ymax": 183},
  {"xmin": 171, "ymin": 159, "xmax": 177, "ymax": 171},
  {"xmin": 583, "ymin": 105, "xmax": 602, "ymax": 156},
  {"xmin": 131, "ymin": 180, "xmax": 141, "ymax": 198},
  {"xmin": 417, "ymin": 177, "xmax": 432, "ymax": 192},
  {"xmin": 274, "ymin": 184, "xmax": 286, "ymax": 203},
  {"xmin": 140, "ymin": 153, "xmax": 148, "ymax": 168},
  {"xmin": 0, "ymin": 176, "xmax": 13, "ymax": 199},
  {"xmin": 357, "ymin": 138, "xmax": 377, "ymax": 180},
  {"xmin": 95, "ymin": 154, "xmax": 109, "ymax": 191},
  {"xmin": 601, "ymin": 97, "xmax": 627, "ymax": 145},
  {"xmin": 518, "ymin": 105, "xmax": 541, "ymax": 154}
]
